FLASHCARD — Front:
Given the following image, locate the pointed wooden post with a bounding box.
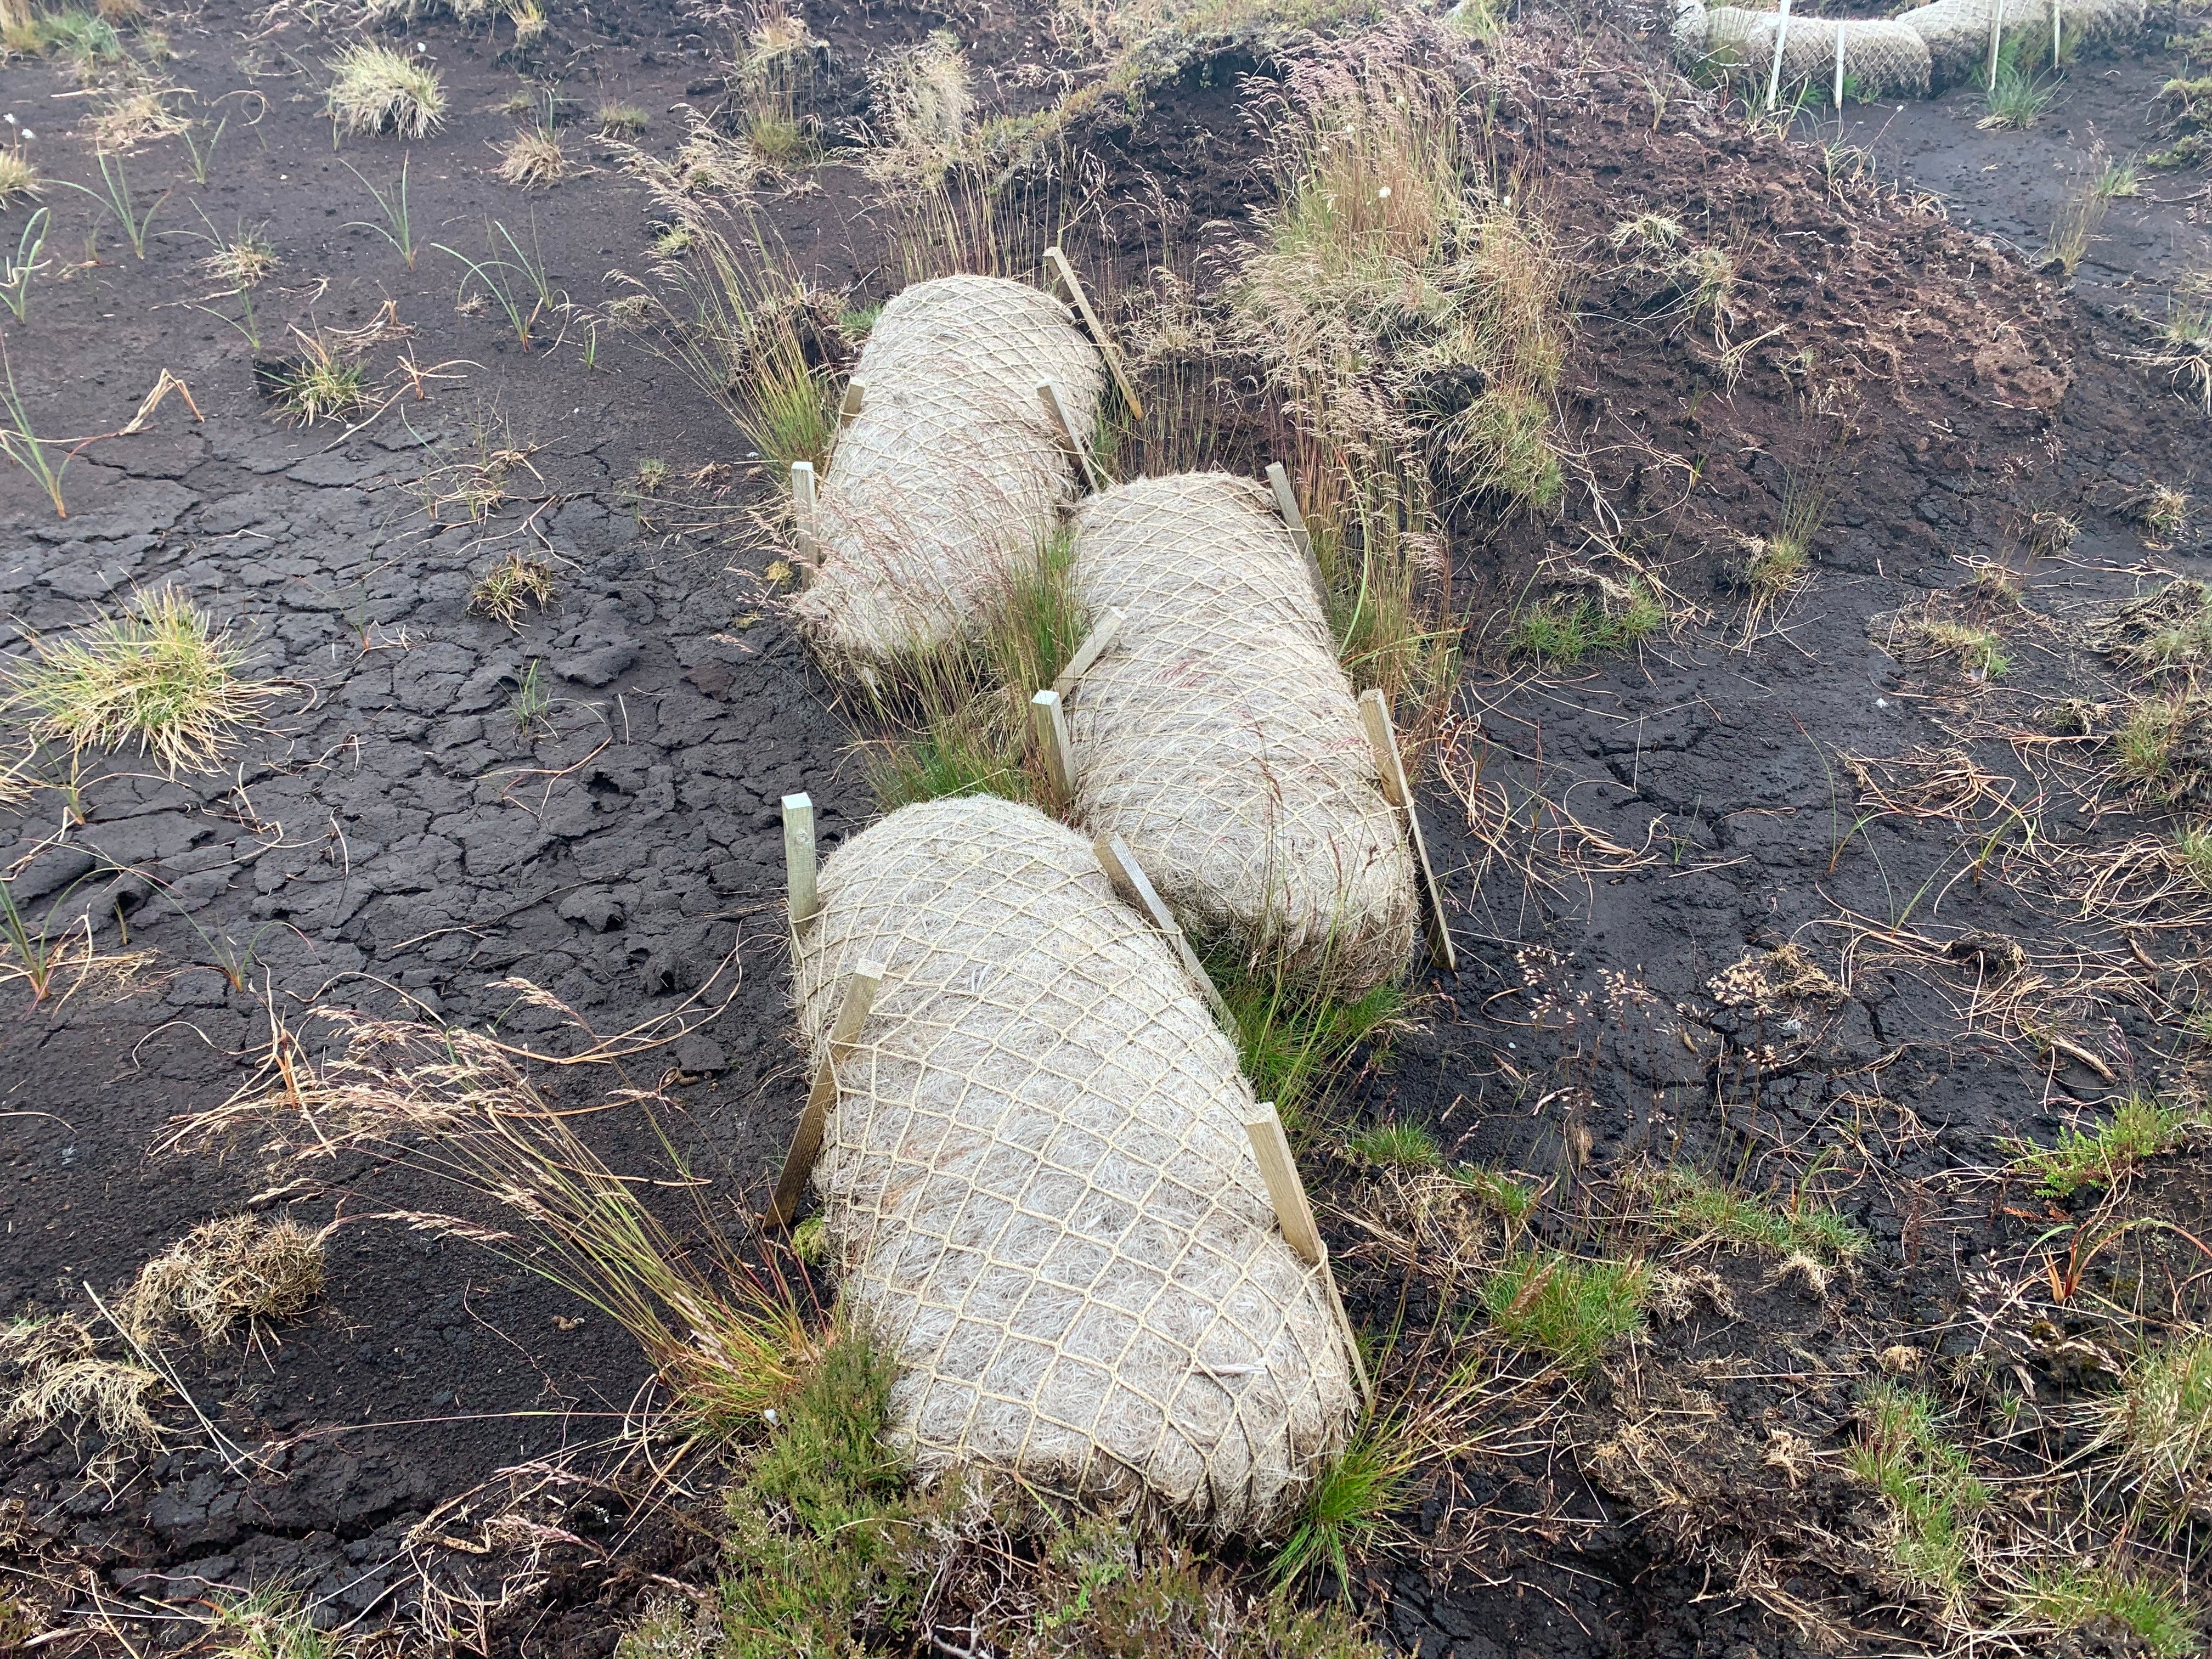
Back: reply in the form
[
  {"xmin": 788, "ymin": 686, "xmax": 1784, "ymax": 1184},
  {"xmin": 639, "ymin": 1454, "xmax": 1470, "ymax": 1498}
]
[
  {"xmin": 1765, "ymin": 0, "xmax": 1793, "ymax": 111},
  {"xmin": 1045, "ymin": 246, "xmax": 1144, "ymax": 421},
  {"xmin": 1052, "ymin": 607, "xmax": 1124, "ymax": 699},
  {"xmin": 1358, "ymin": 689, "xmax": 1456, "ymax": 972},
  {"xmin": 839, "ymin": 380, "xmax": 865, "ymax": 428},
  {"xmin": 1244, "ymin": 1101, "xmax": 1372, "ymax": 1409},
  {"xmin": 1094, "ymin": 832, "xmax": 1233, "ymax": 1029},
  {"xmin": 1037, "ymin": 381, "xmax": 1106, "ymax": 493},
  {"xmin": 766, "ymin": 960, "xmax": 884, "ymax": 1226},
  {"xmin": 1265, "ymin": 461, "xmax": 1329, "ymax": 610}
]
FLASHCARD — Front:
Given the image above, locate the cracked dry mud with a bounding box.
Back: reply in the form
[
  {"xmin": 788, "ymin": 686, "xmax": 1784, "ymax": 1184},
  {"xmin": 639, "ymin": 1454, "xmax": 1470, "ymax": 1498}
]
[{"xmin": 1, "ymin": 0, "xmax": 2210, "ymax": 1655}]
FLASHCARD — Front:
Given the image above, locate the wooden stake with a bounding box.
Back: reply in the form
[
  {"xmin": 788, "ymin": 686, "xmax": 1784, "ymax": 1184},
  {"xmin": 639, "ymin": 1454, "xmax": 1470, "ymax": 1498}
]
[
  {"xmin": 1986, "ymin": 0, "xmax": 2003, "ymax": 91},
  {"xmin": 839, "ymin": 379, "xmax": 865, "ymax": 428},
  {"xmin": 1045, "ymin": 246, "xmax": 1144, "ymax": 422},
  {"xmin": 1244, "ymin": 1101, "xmax": 1372, "ymax": 1408},
  {"xmin": 1094, "ymin": 832, "xmax": 1234, "ymax": 1030},
  {"xmin": 791, "ymin": 460, "xmax": 820, "ymax": 569},
  {"xmin": 1764, "ymin": 0, "xmax": 1793, "ymax": 111},
  {"xmin": 1052, "ymin": 607, "xmax": 1124, "ymax": 699},
  {"xmin": 2050, "ymin": 0, "xmax": 2059, "ymax": 68},
  {"xmin": 1037, "ymin": 381, "xmax": 1106, "ymax": 494},
  {"xmin": 1265, "ymin": 461, "xmax": 1330, "ymax": 611},
  {"xmin": 1031, "ymin": 688, "xmax": 1076, "ymax": 800},
  {"xmin": 1833, "ymin": 18, "xmax": 1846, "ymax": 108},
  {"xmin": 783, "ymin": 793, "xmax": 818, "ymax": 930},
  {"xmin": 1357, "ymin": 688, "xmax": 1457, "ymax": 972},
  {"xmin": 766, "ymin": 960, "xmax": 884, "ymax": 1226}
]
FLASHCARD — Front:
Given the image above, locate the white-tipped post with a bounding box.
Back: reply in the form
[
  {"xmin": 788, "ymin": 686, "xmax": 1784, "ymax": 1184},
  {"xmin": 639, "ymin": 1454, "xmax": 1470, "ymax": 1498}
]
[
  {"xmin": 790, "ymin": 460, "xmax": 820, "ymax": 570},
  {"xmin": 1765, "ymin": 0, "xmax": 1793, "ymax": 110},
  {"xmin": 1031, "ymin": 688, "xmax": 1076, "ymax": 800},
  {"xmin": 1986, "ymin": 0, "xmax": 2004, "ymax": 90},
  {"xmin": 782, "ymin": 793, "xmax": 818, "ymax": 930}
]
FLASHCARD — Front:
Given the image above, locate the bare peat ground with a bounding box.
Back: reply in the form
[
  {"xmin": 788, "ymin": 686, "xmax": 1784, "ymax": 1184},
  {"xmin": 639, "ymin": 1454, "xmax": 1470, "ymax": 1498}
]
[{"xmin": 0, "ymin": 0, "xmax": 2207, "ymax": 1656}]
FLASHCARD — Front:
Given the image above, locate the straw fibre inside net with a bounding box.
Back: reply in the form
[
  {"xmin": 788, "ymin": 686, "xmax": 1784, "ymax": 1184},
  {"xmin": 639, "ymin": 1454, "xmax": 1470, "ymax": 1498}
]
[
  {"xmin": 1062, "ymin": 472, "xmax": 1417, "ymax": 996},
  {"xmin": 792, "ymin": 275, "xmax": 1105, "ymax": 671},
  {"xmin": 1895, "ymin": 0, "xmax": 2145, "ymax": 87},
  {"xmin": 1699, "ymin": 8, "xmax": 1932, "ymax": 93},
  {"xmin": 795, "ymin": 794, "xmax": 1359, "ymax": 1536}
]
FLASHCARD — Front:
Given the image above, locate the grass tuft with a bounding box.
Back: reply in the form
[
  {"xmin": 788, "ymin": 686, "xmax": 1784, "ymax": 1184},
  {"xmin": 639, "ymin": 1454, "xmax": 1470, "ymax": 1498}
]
[
  {"xmin": 2009, "ymin": 1092, "xmax": 2201, "ymax": 1197},
  {"xmin": 1214, "ymin": 964, "xmax": 1409, "ymax": 1136},
  {"xmin": 1482, "ymin": 1250, "xmax": 1647, "ymax": 1370},
  {"xmin": 3, "ymin": 589, "xmax": 279, "ymax": 775},
  {"xmin": 324, "ymin": 42, "xmax": 446, "ymax": 139},
  {"xmin": 467, "ymin": 550, "xmax": 557, "ymax": 627},
  {"xmin": 596, "ymin": 101, "xmax": 648, "ymax": 136},
  {"xmin": 1271, "ymin": 1415, "xmax": 1414, "ymax": 1588},
  {"xmin": 1646, "ymin": 1166, "xmax": 1867, "ymax": 1265},
  {"xmin": 0, "ymin": 148, "xmax": 38, "ymax": 205},
  {"xmin": 262, "ymin": 332, "xmax": 368, "ymax": 426},
  {"xmin": 2086, "ymin": 1333, "xmax": 2212, "ymax": 1528},
  {"xmin": 1979, "ymin": 60, "xmax": 2053, "ymax": 129},
  {"xmin": 1847, "ymin": 1383, "xmax": 1988, "ymax": 1595},
  {"xmin": 207, "ymin": 1585, "xmax": 345, "ymax": 1659},
  {"xmin": 2013, "ymin": 1562, "xmax": 2198, "ymax": 1657},
  {"xmin": 1505, "ymin": 580, "xmax": 1663, "ymax": 667},
  {"xmin": 494, "ymin": 128, "xmax": 566, "ymax": 189},
  {"xmin": 1345, "ymin": 1120, "xmax": 1441, "ymax": 1170}
]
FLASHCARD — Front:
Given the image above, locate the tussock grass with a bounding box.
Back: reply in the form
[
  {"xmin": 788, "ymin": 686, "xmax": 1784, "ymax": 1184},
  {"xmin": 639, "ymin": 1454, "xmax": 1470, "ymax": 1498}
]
[
  {"xmin": 324, "ymin": 43, "xmax": 445, "ymax": 140},
  {"xmin": 2013, "ymin": 1563, "xmax": 2198, "ymax": 1656},
  {"xmin": 1848, "ymin": 1383, "xmax": 1988, "ymax": 1595},
  {"xmin": 2086, "ymin": 1333, "xmax": 2212, "ymax": 1528},
  {"xmin": 1272, "ymin": 1415, "xmax": 1414, "ymax": 1588},
  {"xmin": 196, "ymin": 219, "xmax": 277, "ymax": 287},
  {"xmin": 1482, "ymin": 1250, "xmax": 1647, "ymax": 1370},
  {"xmin": 2010, "ymin": 1092, "xmax": 2201, "ymax": 1197},
  {"xmin": 733, "ymin": 9, "xmax": 816, "ymax": 167},
  {"xmin": 1233, "ymin": 61, "xmax": 1567, "ymax": 511},
  {"xmin": 1345, "ymin": 1121, "xmax": 1441, "ymax": 1170},
  {"xmin": 1214, "ymin": 962, "xmax": 1410, "ymax": 1136},
  {"xmin": 596, "ymin": 101, "xmax": 648, "ymax": 136},
  {"xmin": 0, "ymin": 1313, "xmax": 163, "ymax": 1448},
  {"xmin": 2042, "ymin": 174, "xmax": 2110, "ymax": 276},
  {"xmin": 190, "ymin": 1009, "xmax": 813, "ymax": 1439},
  {"xmin": 1646, "ymin": 1166, "xmax": 1867, "ymax": 1265},
  {"xmin": 2097, "ymin": 579, "xmax": 2212, "ymax": 680},
  {"xmin": 0, "ymin": 148, "xmax": 38, "ymax": 205},
  {"xmin": 864, "ymin": 30, "xmax": 970, "ymax": 183},
  {"xmin": 1905, "ymin": 618, "xmax": 2009, "ymax": 679},
  {"xmin": 262, "ymin": 331, "xmax": 368, "ymax": 426},
  {"xmin": 2120, "ymin": 483, "xmax": 2190, "ymax": 542},
  {"xmin": 208, "ymin": 1586, "xmax": 345, "ymax": 1659},
  {"xmin": 467, "ymin": 550, "xmax": 557, "ymax": 627},
  {"xmin": 125, "ymin": 1215, "xmax": 326, "ymax": 1345},
  {"xmin": 1979, "ymin": 60, "xmax": 2053, "ymax": 129},
  {"xmin": 494, "ymin": 128, "xmax": 565, "ymax": 188},
  {"xmin": 1454, "ymin": 1165, "xmax": 1538, "ymax": 1234},
  {"xmin": 3, "ymin": 589, "xmax": 279, "ymax": 775},
  {"xmin": 1505, "ymin": 580, "xmax": 1663, "ymax": 667}
]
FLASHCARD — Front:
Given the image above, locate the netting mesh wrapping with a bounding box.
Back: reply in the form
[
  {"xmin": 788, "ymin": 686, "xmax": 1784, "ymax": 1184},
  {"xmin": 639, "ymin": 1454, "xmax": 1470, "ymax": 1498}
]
[
  {"xmin": 1684, "ymin": 0, "xmax": 2142, "ymax": 92},
  {"xmin": 1062, "ymin": 473, "xmax": 1418, "ymax": 997},
  {"xmin": 1894, "ymin": 0, "xmax": 2146, "ymax": 87},
  {"xmin": 792, "ymin": 276, "xmax": 1106, "ymax": 670},
  {"xmin": 1695, "ymin": 6, "xmax": 1932, "ymax": 93},
  {"xmin": 795, "ymin": 795, "xmax": 1361, "ymax": 1536}
]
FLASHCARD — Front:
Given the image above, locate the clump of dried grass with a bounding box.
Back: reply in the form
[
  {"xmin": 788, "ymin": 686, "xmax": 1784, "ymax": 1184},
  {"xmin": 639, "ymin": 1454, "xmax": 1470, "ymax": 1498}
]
[
  {"xmin": 123, "ymin": 1214, "xmax": 327, "ymax": 1345},
  {"xmin": 494, "ymin": 128, "xmax": 566, "ymax": 189},
  {"xmin": 865, "ymin": 30, "xmax": 970, "ymax": 182},
  {"xmin": 324, "ymin": 42, "xmax": 445, "ymax": 140},
  {"xmin": 175, "ymin": 1007, "xmax": 814, "ymax": 1438},
  {"xmin": 0, "ymin": 1313, "xmax": 163, "ymax": 1448}
]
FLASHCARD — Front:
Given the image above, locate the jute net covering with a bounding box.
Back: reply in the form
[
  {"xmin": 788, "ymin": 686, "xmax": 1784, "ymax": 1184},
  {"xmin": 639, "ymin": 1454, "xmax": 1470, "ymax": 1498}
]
[
  {"xmin": 1063, "ymin": 472, "xmax": 1417, "ymax": 996},
  {"xmin": 1675, "ymin": 0, "xmax": 2143, "ymax": 93},
  {"xmin": 792, "ymin": 275, "xmax": 1105, "ymax": 670},
  {"xmin": 795, "ymin": 794, "xmax": 1359, "ymax": 1535}
]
